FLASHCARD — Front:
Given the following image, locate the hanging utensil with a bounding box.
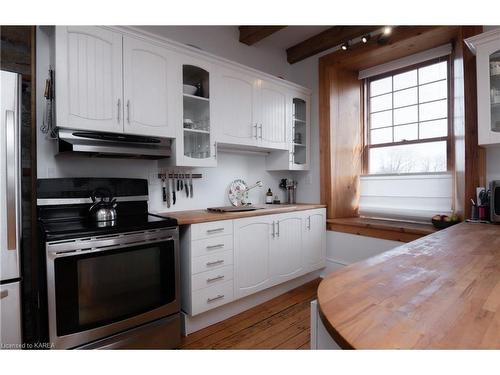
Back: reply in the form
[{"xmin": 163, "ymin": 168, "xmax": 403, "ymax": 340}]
[
  {"xmin": 172, "ymin": 173, "xmax": 177, "ymax": 205},
  {"xmin": 185, "ymin": 173, "xmax": 189, "ymax": 198},
  {"xmin": 166, "ymin": 171, "xmax": 171, "ymax": 208},
  {"xmin": 189, "ymin": 172, "xmax": 193, "ymax": 198},
  {"xmin": 161, "ymin": 175, "xmax": 167, "ymax": 202}
]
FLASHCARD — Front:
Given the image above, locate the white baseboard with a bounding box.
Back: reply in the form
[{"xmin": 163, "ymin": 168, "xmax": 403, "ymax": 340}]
[{"xmin": 182, "ymin": 270, "xmax": 323, "ymax": 335}]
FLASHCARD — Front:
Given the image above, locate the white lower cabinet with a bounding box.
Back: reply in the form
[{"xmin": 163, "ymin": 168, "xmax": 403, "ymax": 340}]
[
  {"xmin": 0, "ymin": 281, "xmax": 22, "ymax": 348},
  {"xmin": 233, "ymin": 216, "xmax": 274, "ymax": 299},
  {"xmin": 181, "ymin": 209, "xmax": 326, "ymax": 318}
]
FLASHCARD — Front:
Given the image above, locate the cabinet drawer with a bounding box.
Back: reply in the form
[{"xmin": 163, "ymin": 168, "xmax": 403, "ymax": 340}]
[
  {"xmin": 191, "ymin": 265, "xmax": 234, "ymax": 291},
  {"xmin": 191, "ymin": 220, "xmax": 233, "ymax": 240},
  {"xmin": 191, "ymin": 250, "xmax": 233, "ymax": 274},
  {"xmin": 191, "ymin": 235, "xmax": 233, "ymax": 258},
  {"xmin": 191, "ymin": 280, "xmax": 234, "ymax": 316}
]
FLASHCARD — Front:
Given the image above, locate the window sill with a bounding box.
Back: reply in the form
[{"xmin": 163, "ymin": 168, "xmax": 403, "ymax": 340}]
[{"xmin": 326, "ymin": 217, "xmax": 438, "ymax": 243}]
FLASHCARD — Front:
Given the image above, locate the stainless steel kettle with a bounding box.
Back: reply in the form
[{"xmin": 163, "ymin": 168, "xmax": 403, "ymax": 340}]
[{"xmin": 89, "ymin": 189, "xmax": 117, "ymax": 224}]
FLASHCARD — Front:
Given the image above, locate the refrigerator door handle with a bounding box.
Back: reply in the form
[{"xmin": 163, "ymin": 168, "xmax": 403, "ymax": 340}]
[{"xmin": 5, "ymin": 109, "xmax": 19, "ymax": 251}]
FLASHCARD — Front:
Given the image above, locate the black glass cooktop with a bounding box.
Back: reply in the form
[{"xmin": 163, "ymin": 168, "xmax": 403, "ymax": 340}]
[{"xmin": 39, "ymin": 214, "xmax": 177, "ymax": 241}]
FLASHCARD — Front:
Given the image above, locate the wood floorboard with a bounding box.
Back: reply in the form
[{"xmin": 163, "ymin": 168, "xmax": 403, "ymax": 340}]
[{"xmin": 180, "ymin": 278, "xmax": 321, "ymax": 350}]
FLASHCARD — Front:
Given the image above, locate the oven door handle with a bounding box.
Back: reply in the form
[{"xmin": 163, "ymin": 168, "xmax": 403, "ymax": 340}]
[{"xmin": 47, "ymin": 232, "xmax": 177, "ymax": 259}]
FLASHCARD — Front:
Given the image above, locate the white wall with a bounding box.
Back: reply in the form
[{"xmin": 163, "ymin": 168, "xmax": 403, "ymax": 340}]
[{"xmin": 36, "ymin": 26, "xmax": 292, "ymax": 214}]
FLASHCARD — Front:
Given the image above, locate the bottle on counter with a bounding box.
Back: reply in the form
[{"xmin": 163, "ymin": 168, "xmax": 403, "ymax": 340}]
[{"xmin": 266, "ymin": 188, "xmax": 273, "ymax": 204}]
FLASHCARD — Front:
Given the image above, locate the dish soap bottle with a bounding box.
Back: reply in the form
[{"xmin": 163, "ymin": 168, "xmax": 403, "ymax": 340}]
[{"xmin": 266, "ymin": 188, "xmax": 273, "ymax": 204}]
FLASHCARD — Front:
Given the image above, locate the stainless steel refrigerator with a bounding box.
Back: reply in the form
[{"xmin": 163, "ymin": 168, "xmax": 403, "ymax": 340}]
[{"xmin": 0, "ymin": 70, "xmax": 23, "ymax": 348}]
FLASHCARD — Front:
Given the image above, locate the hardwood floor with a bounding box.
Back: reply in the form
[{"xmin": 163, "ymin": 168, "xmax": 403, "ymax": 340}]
[{"xmin": 180, "ymin": 278, "xmax": 321, "ymax": 350}]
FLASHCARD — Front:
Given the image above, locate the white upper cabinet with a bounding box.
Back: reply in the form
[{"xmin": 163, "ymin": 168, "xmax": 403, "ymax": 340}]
[
  {"xmin": 214, "ymin": 67, "xmax": 259, "ymax": 147},
  {"xmin": 259, "ymin": 80, "xmax": 288, "ymax": 149},
  {"xmin": 122, "ymin": 36, "xmax": 176, "ymax": 138},
  {"xmin": 56, "ymin": 26, "xmax": 123, "ymax": 133},
  {"xmin": 466, "ymin": 29, "xmax": 500, "ymax": 146}
]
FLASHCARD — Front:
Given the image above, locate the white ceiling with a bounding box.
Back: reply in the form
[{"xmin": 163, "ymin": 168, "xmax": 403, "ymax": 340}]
[{"xmin": 243, "ymin": 26, "xmax": 332, "ymax": 49}]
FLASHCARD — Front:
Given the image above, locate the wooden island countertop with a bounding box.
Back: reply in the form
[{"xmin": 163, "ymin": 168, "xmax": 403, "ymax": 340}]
[
  {"xmin": 157, "ymin": 203, "xmax": 326, "ymax": 225},
  {"xmin": 317, "ymin": 222, "xmax": 500, "ymax": 349}
]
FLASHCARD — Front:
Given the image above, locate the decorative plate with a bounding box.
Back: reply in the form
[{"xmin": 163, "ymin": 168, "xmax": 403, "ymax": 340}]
[{"xmin": 228, "ymin": 179, "xmax": 248, "ymax": 206}]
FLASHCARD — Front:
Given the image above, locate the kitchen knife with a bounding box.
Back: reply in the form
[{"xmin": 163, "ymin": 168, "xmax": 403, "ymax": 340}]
[
  {"xmin": 180, "ymin": 172, "xmax": 184, "ymax": 191},
  {"xmin": 166, "ymin": 172, "xmax": 171, "ymax": 208},
  {"xmin": 177, "ymin": 171, "xmax": 180, "ymax": 191},
  {"xmin": 189, "ymin": 173, "xmax": 193, "ymax": 198},
  {"xmin": 185, "ymin": 173, "xmax": 189, "ymax": 198},
  {"xmin": 172, "ymin": 175, "xmax": 176, "ymax": 205},
  {"xmin": 162, "ymin": 176, "xmax": 167, "ymax": 202}
]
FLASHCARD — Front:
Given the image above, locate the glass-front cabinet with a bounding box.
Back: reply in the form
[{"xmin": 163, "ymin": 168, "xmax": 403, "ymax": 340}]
[
  {"xmin": 266, "ymin": 91, "xmax": 311, "ymax": 171},
  {"xmin": 466, "ymin": 28, "xmax": 500, "ymax": 146},
  {"xmin": 165, "ymin": 57, "xmax": 217, "ymax": 167}
]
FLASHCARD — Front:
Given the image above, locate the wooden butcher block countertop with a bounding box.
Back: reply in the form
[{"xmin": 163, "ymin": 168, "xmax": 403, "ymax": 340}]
[
  {"xmin": 317, "ymin": 222, "xmax": 500, "ymax": 349},
  {"xmin": 158, "ymin": 204, "xmax": 326, "ymax": 225}
]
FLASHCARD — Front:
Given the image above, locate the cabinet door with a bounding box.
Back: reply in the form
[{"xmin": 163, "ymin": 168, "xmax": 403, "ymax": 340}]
[
  {"xmin": 291, "ymin": 93, "xmax": 311, "ymax": 170},
  {"xmin": 303, "ymin": 210, "xmax": 326, "ymax": 272},
  {"xmin": 214, "ymin": 68, "xmax": 258, "ymax": 147},
  {"xmin": 476, "ymin": 39, "xmax": 500, "ymax": 145},
  {"xmin": 270, "ymin": 214, "xmax": 304, "ymax": 284},
  {"xmin": 55, "ymin": 26, "xmax": 123, "ymax": 133},
  {"xmin": 234, "ymin": 216, "xmax": 273, "ymax": 298},
  {"xmin": 0, "ymin": 281, "xmax": 22, "ymax": 347},
  {"xmin": 123, "ymin": 36, "xmax": 175, "ymax": 137},
  {"xmin": 259, "ymin": 81, "xmax": 288, "ymax": 150}
]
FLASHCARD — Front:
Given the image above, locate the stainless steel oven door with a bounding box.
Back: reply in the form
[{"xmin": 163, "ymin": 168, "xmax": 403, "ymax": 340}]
[{"xmin": 45, "ymin": 227, "xmax": 179, "ymax": 349}]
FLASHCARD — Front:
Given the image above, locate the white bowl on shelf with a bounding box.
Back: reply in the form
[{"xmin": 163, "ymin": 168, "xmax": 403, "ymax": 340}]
[{"xmin": 183, "ymin": 84, "xmax": 198, "ymax": 95}]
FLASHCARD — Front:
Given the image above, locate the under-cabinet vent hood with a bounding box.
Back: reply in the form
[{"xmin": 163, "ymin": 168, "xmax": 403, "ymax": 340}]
[{"xmin": 57, "ymin": 129, "xmax": 172, "ymax": 159}]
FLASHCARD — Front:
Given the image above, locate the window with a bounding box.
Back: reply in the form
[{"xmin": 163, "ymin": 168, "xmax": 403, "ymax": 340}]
[{"xmin": 365, "ymin": 58, "xmax": 451, "ymax": 175}]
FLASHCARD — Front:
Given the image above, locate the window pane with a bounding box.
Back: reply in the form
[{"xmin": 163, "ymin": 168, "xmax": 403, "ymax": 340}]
[
  {"xmin": 418, "ymin": 61, "xmax": 447, "ymax": 84},
  {"xmin": 419, "ymin": 99, "xmax": 447, "ymax": 121},
  {"xmin": 393, "ymin": 87, "xmax": 417, "ymax": 108},
  {"xmin": 419, "ymin": 80, "xmax": 447, "ymax": 103},
  {"xmin": 370, "ymin": 77, "xmax": 392, "ymax": 97},
  {"xmin": 369, "ymin": 141, "xmax": 447, "ymax": 174},
  {"xmin": 394, "ymin": 105, "xmax": 418, "ymax": 125},
  {"xmin": 370, "ymin": 127, "xmax": 392, "ymax": 145},
  {"xmin": 394, "ymin": 123, "xmax": 418, "ymax": 142},
  {"xmin": 393, "ymin": 70, "xmax": 417, "ymax": 91},
  {"xmin": 370, "ymin": 93, "xmax": 392, "ymax": 112},
  {"xmin": 420, "ymin": 119, "xmax": 448, "ymax": 139},
  {"xmin": 370, "ymin": 110, "xmax": 392, "ymax": 129}
]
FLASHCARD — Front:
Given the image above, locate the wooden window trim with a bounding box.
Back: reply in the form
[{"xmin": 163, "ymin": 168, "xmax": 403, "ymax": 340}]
[{"xmin": 363, "ymin": 56, "xmax": 454, "ymax": 175}]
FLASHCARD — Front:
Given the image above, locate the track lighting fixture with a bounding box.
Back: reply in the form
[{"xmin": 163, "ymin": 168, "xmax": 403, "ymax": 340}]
[
  {"xmin": 341, "ymin": 42, "xmax": 349, "ymax": 51},
  {"xmin": 361, "ymin": 34, "xmax": 370, "ymax": 44}
]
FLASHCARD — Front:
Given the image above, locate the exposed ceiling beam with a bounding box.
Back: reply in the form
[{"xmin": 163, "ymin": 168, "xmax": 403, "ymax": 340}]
[
  {"xmin": 239, "ymin": 26, "xmax": 287, "ymax": 46},
  {"xmin": 286, "ymin": 26, "xmax": 381, "ymax": 64}
]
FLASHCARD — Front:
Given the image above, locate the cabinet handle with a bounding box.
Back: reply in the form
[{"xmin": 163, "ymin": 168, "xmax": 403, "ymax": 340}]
[
  {"xmin": 307, "ymin": 217, "xmax": 311, "ymax": 230},
  {"xmin": 206, "ymin": 259, "xmax": 224, "ymax": 266},
  {"xmin": 126, "ymin": 100, "xmax": 130, "ymax": 123},
  {"xmin": 206, "ymin": 244, "xmax": 224, "ymax": 250},
  {"xmin": 276, "ymin": 221, "xmax": 280, "ymax": 237},
  {"xmin": 207, "ymin": 275, "xmax": 225, "ymax": 283},
  {"xmin": 214, "ymin": 142, "xmax": 217, "ymax": 159},
  {"xmin": 117, "ymin": 99, "xmax": 121, "ymax": 123},
  {"xmin": 206, "ymin": 228, "xmax": 224, "ymax": 234},
  {"xmin": 253, "ymin": 123, "xmax": 258, "ymax": 139},
  {"xmin": 207, "ymin": 294, "xmax": 225, "ymax": 303},
  {"xmin": 0, "ymin": 290, "xmax": 8, "ymax": 299},
  {"xmin": 259, "ymin": 123, "xmax": 263, "ymax": 139},
  {"xmin": 272, "ymin": 221, "xmax": 276, "ymax": 238}
]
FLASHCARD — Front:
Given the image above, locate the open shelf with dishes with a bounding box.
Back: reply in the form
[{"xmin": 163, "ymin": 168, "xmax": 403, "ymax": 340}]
[
  {"xmin": 292, "ymin": 98, "xmax": 308, "ymax": 166},
  {"xmin": 490, "ymin": 52, "xmax": 500, "ymax": 132}
]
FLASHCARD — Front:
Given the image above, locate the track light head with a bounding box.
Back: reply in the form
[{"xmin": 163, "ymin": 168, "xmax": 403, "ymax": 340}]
[
  {"xmin": 341, "ymin": 42, "xmax": 349, "ymax": 51},
  {"xmin": 383, "ymin": 26, "xmax": 393, "ymax": 36},
  {"xmin": 361, "ymin": 34, "xmax": 370, "ymax": 44}
]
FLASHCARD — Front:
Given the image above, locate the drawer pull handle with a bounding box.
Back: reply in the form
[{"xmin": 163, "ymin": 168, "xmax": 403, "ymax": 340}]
[
  {"xmin": 206, "ymin": 244, "xmax": 224, "ymax": 250},
  {"xmin": 206, "ymin": 260, "xmax": 224, "ymax": 266},
  {"xmin": 207, "ymin": 275, "xmax": 225, "ymax": 283},
  {"xmin": 207, "ymin": 294, "xmax": 225, "ymax": 303},
  {"xmin": 0, "ymin": 290, "xmax": 8, "ymax": 299},
  {"xmin": 206, "ymin": 228, "xmax": 224, "ymax": 234}
]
